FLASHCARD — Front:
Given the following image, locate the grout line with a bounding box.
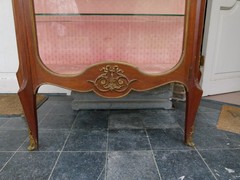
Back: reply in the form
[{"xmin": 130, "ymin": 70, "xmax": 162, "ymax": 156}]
[
  {"xmin": 97, "ymin": 165, "xmax": 105, "ymax": 180},
  {"xmin": 0, "ymin": 151, "xmax": 16, "ymax": 153},
  {"xmin": 104, "ymin": 140, "xmax": 109, "ymax": 180},
  {"xmin": 37, "ymin": 103, "xmax": 55, "ymax": 126},
  {"xmin": 8, "ymin": 148, "xmax": 214, "ymax": 153},
  {"xmin": 145, "ymin": 129, "xmax": 162, "ymax": 180},
  {"xmin": 0, "ymin": 119, "xmax": 10, "ymax": 128},
  {"xmin": 0, "ymin": 154, "xmax": 16, "ymax": 173},
  {"xmin": 0, "ymin": 153, "xmax": 17, "ymax": 173},
  {"xmin": 97, "ymin": 128, "xmax": 108, "ymax": 180},
  {"xmin": 104, "ymin": 110, "xmax": 111, "ymax": 180},
  {"xmin": 0, "ymin": 135, "xmax": 29, "ymax": 173},
  {"xmin": 193, "ymin": 146, "xmax": 240, "ymax": 151},
  {"xmin": 16, "ymin": 134, "xmax": 29, "ymax": 151},
  {"xmin": 47, "ymin": 111, "xmax": 80, "ymax": 180},
  {"xmin": 195, "ymin": 147, "xmax": 218, "ymax": 180}
]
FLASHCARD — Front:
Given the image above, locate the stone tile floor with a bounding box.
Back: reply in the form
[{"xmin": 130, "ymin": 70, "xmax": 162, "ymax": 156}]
[{"xmin": 0, "ymin": 95, "xmax": 239, "ymax": 180}]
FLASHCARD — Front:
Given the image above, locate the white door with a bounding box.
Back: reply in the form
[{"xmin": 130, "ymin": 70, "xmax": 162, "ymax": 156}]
[{"xmin": 202, "ymin": 0, "xmax": 240, "ymax": 96}]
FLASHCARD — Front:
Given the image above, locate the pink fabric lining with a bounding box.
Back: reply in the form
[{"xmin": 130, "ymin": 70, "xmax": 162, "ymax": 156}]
[
  {"xmin": 34, "ymin": 1, "xmax": 185, "ymax": 74},
  {"xmin": 34, "ymin": 0, "xmax": 185, "ymax": 14}
]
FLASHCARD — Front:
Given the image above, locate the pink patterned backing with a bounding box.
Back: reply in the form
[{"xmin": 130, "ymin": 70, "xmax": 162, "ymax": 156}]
[
  {"xmin": 34, "ymin": 0, "xmax": 185, "ymax": 14},
  {"xmin": 34, "ymin": 0, "xmax": 185, "ymax": 74}
]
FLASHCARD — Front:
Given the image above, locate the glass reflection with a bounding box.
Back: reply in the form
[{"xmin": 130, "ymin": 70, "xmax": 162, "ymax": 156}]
[{"xmin": 34, "ymin": 0, "xmax": 186, "ymax": 74}]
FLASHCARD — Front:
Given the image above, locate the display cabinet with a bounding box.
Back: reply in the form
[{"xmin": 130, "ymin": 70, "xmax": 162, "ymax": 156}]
[{"xmin": 12, "ymin": 0, "xmax": 206, "ymax": 150}]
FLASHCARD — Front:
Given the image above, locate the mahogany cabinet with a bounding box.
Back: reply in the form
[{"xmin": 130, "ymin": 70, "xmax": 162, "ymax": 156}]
[{"xmin": 12, "ymin": 0, "xmax": 206, "ymax": 150}]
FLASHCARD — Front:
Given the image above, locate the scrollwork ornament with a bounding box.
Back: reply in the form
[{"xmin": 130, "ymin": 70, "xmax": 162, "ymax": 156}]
[{"xmin": 89, "ymin": 65, "xmax": 136, "ymax": 92}]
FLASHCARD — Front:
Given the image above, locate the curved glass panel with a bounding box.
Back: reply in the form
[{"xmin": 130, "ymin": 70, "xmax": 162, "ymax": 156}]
[{"xmin": 34, "ymin": 0, "xmax": 186, "ymax": 74}]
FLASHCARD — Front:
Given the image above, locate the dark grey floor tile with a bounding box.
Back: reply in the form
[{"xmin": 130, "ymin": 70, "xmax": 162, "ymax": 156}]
[
  {"xmin": 0, "ymin": 152, "xmax": 13, "ymax": 170},
  {"xmin": 108, "ymin": 110, "xmax": 144, "ymax": 129},
  {"xmin": 175, "ymin": 102, "xmax": 220, "ymax": 128},
  {"xmin": 199, "ymin": 149, "xmax": 240, "ymax": 180},
  {"xmin": 141, "ymin": 110, "xmax": 180, "ymax": 129},
  {"xmin": 147, "ymin": 128, "xmax": 191, "ymax": 150},
  {"xmin": 37, "ymin": 100, "xmax": 54, "ymax": 124},
  {"xmin": 202, "ymin": 111, "xmax": 221, "ymax": 121},
  {"xmin": 98, "ymin": 170, "xmax": 105, "ymax": 180},
  {"xmin": 154, "ymin": 150, "xmax": 215, "ymax": 180},
  {"xmin": 176, "ymin": 111, "xmax": 220, "ymax": 136},
  {"xmin": 48, "ymin": 95, "xmax": 73, "ymax": 102},
  {"xmin": 49, "ymin": 101, "xmax": 77, "ymax": 115},
  {"xmin": 0, "ymin": 118, "xmax": 8, "ymax": 127},
  {"xmin": 64, "ymin": 130, "xmax": 107, "ymax": 151},
  {"xmin": 39, "ymin": 114, "xmax": 76, "ymax": 130},
  {"xmin": 19, "ymin": 130, "xmax": 69, "ymax": 151},
  {"xmin": 198, "ymin": 106, "xmax": 219, "ymax": 113},
  {"xmin": 195, "ymin": 111, "xmax": 220, "ymax": 128},
  {"xmin": 177, "ymin": 110, "xmax": 220, "ymax": 130},
  {"xmin": 200, "ymin": 99, "xmax": 224, "ymax": 110},
  {"xmin": 195, "ymin": 126, "xmax": 224, "ymax": 136},
  {"xmin": 224, "ymin": 131, "xmax": 240, "ymax": 145},
  {"xmin": 201, "ymin": 99, "xmax": 240, "ymax": 110},
  {"xmin": 107, "ymin": 151, "xmax": 160, "ymax": 180},
  {"xmin": 0, "ymin": 117, "xmax": 27, "ymax": 130},
  {"xmin": 176, "ymin": 112, "xmax": 185, "ymax": 129},
  {"xmin": 108, "ymin": 129, "xmax": 150, "ymax": 151},
  {"xmin": 194, "ymin": 127, "xmax": 240, "ymax": 149},
  {"xmin": 72, "ymin": 110, "xmax": 108, "ymax": 130},
  {"xmin": 0, "ymin": 152, "xmax": 58, "ymax": 180},
  {"xmin": 0, "ymin": 130, "xmax": 27, "ymax": 151},
  {"xmin": 172, "ymin": 101, "xmax": 186, "ymax": 113},
  {"xmin": 1, "ymin": 96, "xmax": 238, "ymax": 179},
  {"xmin": 37, "ymin": 113, "xmax": 47, "ymax": 123},
  {"xmin": 50, "ymin": 152, "xmax": 106, "ymax": 180},
  {"xmin": 37, "ymin": 99, "xmax": 54, "ymax": 115},
  {"xmin": 174, "ymin": 100, "xmax": 220, "ymax": 113}
]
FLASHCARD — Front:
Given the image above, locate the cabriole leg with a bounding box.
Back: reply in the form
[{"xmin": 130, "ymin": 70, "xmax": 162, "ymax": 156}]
[
  {"xmin": 185, "ymin": 84, "xmax": 203, "ymax": 147},
  {"xmin": 18, "ymin": 88, "xmax": 38, "ymax": 151}
]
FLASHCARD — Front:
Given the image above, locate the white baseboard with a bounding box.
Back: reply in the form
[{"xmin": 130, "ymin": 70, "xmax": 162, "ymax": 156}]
[{"xmin": 0, "ymin": 73, "xmax": 70, "ymax": 94}]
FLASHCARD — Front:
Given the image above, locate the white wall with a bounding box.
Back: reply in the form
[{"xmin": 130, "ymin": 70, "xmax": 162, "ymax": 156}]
[
  {"xmin": 0, "ymin": 0, "xmax": 19, "ymax": 93},
  {"xmin": 0, "ymin": 0, "xmax": 69, "ymax": 94}
]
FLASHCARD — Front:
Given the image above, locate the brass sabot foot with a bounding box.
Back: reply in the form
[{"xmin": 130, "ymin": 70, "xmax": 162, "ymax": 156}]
[
  {"xmin": 28, "ymin": 132, "xmax": 38, "ymax": 151},
  {"xmin": 186, "ymin": 136, "xmax": 195, "ymax": 147},
  {"xmin": 186, "ymin": 140, "xmax": 195, "ymax": 147}
]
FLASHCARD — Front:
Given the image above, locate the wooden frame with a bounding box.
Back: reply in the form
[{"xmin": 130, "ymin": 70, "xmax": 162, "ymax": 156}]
[{"xmin": 12, "ymin": 0, "xmax": 206, "ymax": 150}]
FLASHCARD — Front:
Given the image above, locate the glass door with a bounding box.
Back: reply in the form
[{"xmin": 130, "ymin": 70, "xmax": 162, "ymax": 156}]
[{"xmin": 34, "ymin": 0, "xmax": 186, "ymax": 74}]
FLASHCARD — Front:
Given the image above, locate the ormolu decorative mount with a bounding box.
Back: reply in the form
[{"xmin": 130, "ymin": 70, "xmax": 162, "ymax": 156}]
[{"xmin": 88, "ymin": 65, "xmax": 136, "ymax": 92}]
